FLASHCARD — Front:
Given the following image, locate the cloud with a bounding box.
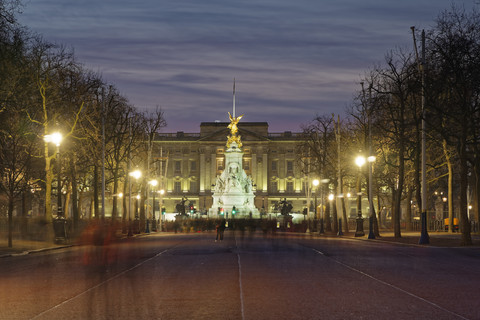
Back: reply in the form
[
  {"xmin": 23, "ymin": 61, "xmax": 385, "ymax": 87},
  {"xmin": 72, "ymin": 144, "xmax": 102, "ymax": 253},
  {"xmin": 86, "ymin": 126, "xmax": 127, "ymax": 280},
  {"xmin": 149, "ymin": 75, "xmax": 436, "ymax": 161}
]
[{"xmin": 18, "ymin": 0, "xmax": 474, "ymax": 133}]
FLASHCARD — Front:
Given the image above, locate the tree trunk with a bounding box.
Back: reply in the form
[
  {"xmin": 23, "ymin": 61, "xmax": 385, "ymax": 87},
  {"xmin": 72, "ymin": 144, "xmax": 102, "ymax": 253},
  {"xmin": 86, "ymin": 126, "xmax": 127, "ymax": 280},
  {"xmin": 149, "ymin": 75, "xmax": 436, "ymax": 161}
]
[
  {"xmin": 64, "ymin": 182, "xmax": 71, "ymax": 219},
  {"xmin": 341, "ymin": 197, "xmax": 348, "ymax": 233},
  {"xmin": 377, "ymin": 188, "xmax": 383, "ymax": 228},
  {"xmin": 111, "ymin": 166, "xmax": 119, "ymax": 219},
  {"xmin": 21, "ymin": 190, "xmax": 27, "ymax": 236},
  {"xmin": 356, "ymin": 173, "xmax": 362, "ymax": 218},
  {"xmin": 70, "ymin": 157, "xmax": 79, "ymax": 232},
  {"xmin": 475, "ymin": 160, "xmax": 480, "ymax": 234},
  {"xmin": 406, "ymin": 187, "xmax": 413, "ymax": 231},
  {"xmin": 325, "ymin": 200, "xmax": 332, "ymax": 232},
  {"xmin": 139, "ymin": 181, "xmax": 146, "ymax": 232},
  {"xmin": 332, "ymin": 193, "xmax": 338, "ymax": 234},
  {"xmin": 372, "ymin": 205, "xmax": 380, "ymax": 237},
  {"xmin": 8, "ymin": 190, "xmax": 14, "ymax": 247},
  {"xmin": 93, "ymin": 164, "xmax": 99, "ymax": 218},
  {"xmin": 393, "ymin": 136, "xmax": 405, "ymax": 238},
  {"xmin": 443, "ymin": 139, "xmax": 454, "ymax": 233},
  {"xmin": 459, "ymin": 137, "xmax": 472, "ymax": 245},
  {"xmin": 45, "ymin": 148, "xmax": 53, "ymax": 222},
  {"xmin": 123, "ymin": 175, "xmax": 128, "ymax": 222}
]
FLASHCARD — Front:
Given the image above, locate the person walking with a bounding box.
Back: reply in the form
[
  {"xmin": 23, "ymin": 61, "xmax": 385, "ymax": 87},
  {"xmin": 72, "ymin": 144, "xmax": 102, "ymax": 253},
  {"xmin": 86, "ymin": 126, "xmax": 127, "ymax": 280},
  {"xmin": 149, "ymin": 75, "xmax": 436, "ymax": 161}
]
[{"xmin": 216, "ymin": 219, "xmax": 226, "ymax": 242}]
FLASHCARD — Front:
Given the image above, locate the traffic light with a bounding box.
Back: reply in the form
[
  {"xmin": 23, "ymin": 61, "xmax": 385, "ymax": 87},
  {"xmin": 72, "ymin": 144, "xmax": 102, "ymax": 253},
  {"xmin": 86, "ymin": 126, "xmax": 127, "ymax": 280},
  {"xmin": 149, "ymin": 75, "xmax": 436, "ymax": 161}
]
[
  {"xmin": 303, "ymin": 208, "xmax": 307, "ymax": 215},
  {"xmin": 220, "ymin": 208, "xmax": 224, "ymax": 215},
  {"xmin": 232, "ymin": 206, "xmax": 236, "ymax": 215},
  {"xmin": 190, "ymin": 205, "xmax": 194, "ymax": 214},
  {"xmin": 162, "ymin": 207, "xmax": 166, "ymax": 215}
]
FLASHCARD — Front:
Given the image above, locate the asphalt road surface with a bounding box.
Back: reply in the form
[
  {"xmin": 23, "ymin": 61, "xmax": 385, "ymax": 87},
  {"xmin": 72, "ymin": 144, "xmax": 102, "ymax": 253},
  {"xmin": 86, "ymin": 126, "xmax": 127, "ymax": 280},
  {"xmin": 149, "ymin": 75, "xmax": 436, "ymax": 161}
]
[{"xmin": 1, "ymin": 230, "xmax": 479, "ymax": 320}]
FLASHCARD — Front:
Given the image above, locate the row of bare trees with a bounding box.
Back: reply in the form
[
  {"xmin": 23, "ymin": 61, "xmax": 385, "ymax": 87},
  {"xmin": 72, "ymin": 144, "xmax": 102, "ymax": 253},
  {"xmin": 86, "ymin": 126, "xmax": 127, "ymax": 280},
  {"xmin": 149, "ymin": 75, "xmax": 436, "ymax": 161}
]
[
  {"xmin": 0, "ymin": 1, "xmax": 166, "ymax": 246},
  {"xmin": 298, "ymin": 6, "xmax": 480, "ymax": 245}
]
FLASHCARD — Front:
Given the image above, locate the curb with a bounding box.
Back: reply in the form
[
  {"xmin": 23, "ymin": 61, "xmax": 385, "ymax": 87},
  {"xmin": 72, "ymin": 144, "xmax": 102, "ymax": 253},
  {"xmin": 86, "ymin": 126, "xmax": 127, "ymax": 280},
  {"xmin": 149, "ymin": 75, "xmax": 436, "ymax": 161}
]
[{"xmin": 0, "ymin": 244, "xmax": 73, "ymax": 258}]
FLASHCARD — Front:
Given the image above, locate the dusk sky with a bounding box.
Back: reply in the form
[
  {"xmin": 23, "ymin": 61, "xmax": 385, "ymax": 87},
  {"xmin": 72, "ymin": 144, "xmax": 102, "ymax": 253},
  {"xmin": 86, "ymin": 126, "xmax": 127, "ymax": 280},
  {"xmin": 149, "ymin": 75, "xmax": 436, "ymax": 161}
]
[{"xmin": 18, "ymin": 0, "xmax": 475, "ymax": 133}]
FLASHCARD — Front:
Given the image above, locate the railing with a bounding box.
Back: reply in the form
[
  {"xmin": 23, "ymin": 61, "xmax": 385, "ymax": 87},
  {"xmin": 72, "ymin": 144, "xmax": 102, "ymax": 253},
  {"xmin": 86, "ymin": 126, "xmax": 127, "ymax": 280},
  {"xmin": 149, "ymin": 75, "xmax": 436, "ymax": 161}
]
[
  {"xmin": 156, "ymin": 132, "xmax": 201, "ymax": 140},
  {"xmin": 268, "ymin": 132, "xmax": 303, "ymax": 139}
]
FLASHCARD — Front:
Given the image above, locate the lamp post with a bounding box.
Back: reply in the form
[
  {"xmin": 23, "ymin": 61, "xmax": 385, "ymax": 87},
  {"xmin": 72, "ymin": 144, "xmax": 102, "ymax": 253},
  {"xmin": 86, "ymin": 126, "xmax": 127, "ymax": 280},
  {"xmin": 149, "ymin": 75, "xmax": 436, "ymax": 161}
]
[
  {"xmin": 159, "ymin": 189, "xmax": 165, "ymax": 231},
  {"xmin": 355, "ymin": 155, "xmax": 366, "ymax": 237},
  {"xmin": 312, "ymin": 179, "xmax": 319, "ymax": 219},
  {"xmin": 45, "ymin": 132, "xmax": 63, "ymax": 217},
  {"xmin": 367, "ymin": 155, "xmax": 376, "ymax": 239},
  {"xmin": 442, "ymin": 196, "xmax": 447, "ymax": 231},
  {"xmin": 128, "ymin": 169, "xmax": 141, "ymax": 236},
  {"xmin": 262, "ymin": 196, "xmax": 265, "ymax": 216},
  {"xmin": 149, "ymin": 179, "xmax": 158, "ymax": 232},
  {"xmin": 44, "ymin": 132, "xmax": 67, "ymax": 242},
  {"xmin": 312, "ymin": 179, "xmax": 320, "ymax": 233},
  {"xmin": 328, "ymin": 193, "xmax": 334, "ymax": 220}
]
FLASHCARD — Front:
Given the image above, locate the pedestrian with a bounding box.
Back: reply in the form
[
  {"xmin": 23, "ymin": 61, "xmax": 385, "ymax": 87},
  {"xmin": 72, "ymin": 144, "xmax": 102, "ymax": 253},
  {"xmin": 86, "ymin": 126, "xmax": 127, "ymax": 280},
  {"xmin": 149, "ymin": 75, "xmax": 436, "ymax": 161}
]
[{"xmin": 215, "ymin": 219, "xmax": 226, "ymax": 242}]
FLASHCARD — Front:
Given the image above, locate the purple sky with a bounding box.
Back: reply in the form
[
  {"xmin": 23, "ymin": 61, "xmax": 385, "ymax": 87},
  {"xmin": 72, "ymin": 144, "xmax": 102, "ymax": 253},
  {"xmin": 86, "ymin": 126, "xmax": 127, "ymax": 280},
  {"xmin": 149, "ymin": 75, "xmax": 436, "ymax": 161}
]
[{"xmin": 19, "ymin": 0, "xmax": 475, "ymax": 133}]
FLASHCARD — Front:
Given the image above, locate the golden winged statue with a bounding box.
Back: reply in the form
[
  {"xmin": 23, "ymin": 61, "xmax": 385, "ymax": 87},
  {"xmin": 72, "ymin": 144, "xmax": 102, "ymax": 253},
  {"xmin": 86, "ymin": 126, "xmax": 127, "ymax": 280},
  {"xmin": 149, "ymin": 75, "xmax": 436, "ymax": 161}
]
[{"xmin": 227, "ymin": 112, "xmax": 244, "ymax": 148}]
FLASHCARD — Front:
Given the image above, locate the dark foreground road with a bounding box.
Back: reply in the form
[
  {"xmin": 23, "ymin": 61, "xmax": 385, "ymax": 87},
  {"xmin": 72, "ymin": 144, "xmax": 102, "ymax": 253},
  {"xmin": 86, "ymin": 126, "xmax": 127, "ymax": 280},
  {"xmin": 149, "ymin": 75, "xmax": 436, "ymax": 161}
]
[{"xmin": 0, "ymin": 231, "xmax": 479, "ymax": 320}]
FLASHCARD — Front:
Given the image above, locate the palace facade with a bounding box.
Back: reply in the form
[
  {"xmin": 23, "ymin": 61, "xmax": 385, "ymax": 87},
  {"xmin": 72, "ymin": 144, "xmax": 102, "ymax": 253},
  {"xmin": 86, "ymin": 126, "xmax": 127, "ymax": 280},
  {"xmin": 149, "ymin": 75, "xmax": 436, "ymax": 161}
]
[{"xmin": 154, "ymin": 122, "xmax": 309, "ymax": 217}]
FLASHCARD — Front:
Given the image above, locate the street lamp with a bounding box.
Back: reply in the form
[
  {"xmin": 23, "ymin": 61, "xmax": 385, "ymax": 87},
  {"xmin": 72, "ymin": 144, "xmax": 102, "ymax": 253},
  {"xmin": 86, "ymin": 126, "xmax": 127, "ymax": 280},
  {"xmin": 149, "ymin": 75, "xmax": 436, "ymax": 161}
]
[
  {"xmin": 312, "ymin": 179, "xmax": 319, "ymax": 220},
  {"xmin": 44, "ymin": 132, "xmax": 67, "ymax": 243},
  {"xmin": 128, "ymin": 169, "xmax": 142, "ymax": 236},
  {"xmin": 149, "ymin": 179, "xmax": 158, "ymax": 232},
  {"xmin": 367, "ymin": 155, "xmax": 376, "ymax": 239},
  {"xmin": 159, "ymin": 189, "xmax": 165, "ymax": 231},
  {"xmin": 313, "ymin": 178, "xmax": 329, "ymax": 234},
  {"xmin": 442, "ymin": 196, "xmax": 447, "ymax": 231},
  {"xmin": 44, "ymin": 132, "xmax": 63, "ymax": 217},
  {"xmin": 312, "ymin": 179, "xmax": 321, "ymax": 233},
  {"xmin": 262, "ymin": 196, "xmax": 265, "ymax": 216},
  {"xmin": 355, "ymin": 155, "xmax": 365, "ymax": 237}
]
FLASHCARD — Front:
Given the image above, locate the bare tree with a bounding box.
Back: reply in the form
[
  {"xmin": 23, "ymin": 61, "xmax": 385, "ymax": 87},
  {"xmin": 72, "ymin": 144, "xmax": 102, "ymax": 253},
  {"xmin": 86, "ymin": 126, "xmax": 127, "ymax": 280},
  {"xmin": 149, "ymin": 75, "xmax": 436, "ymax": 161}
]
[{"xmin": 426, "ymin": 6, "xmax": 480, "ymax": 245}]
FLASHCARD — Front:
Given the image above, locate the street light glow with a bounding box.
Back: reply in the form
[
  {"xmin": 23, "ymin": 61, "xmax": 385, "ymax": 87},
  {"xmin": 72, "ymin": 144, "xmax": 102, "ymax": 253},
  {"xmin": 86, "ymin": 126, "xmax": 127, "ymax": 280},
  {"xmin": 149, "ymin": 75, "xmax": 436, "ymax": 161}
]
[
  {"xmin": 44, "ymin": 132, "xmax": 63, "ymax": 146},
  {"xmin": 159, "ymin": 189, "xmax": 165, "ymax": 195},
  {"xmin": 149, "ymin": 179, "xmax": 158, "ymax": 187},
  {"xmin": 130, "ymin": 170, "xmax": 142, "ymax": 179},
  {"xmin": 355, "ymin": 155, "xmax": 366, "ymax": 168},
  {"xmin": 312, "ymin": 179, "xmax": 319, "ymax": 187},
  {"xmin": 328, "ymin": 194, "xmax": 334, "ymax": 201}
]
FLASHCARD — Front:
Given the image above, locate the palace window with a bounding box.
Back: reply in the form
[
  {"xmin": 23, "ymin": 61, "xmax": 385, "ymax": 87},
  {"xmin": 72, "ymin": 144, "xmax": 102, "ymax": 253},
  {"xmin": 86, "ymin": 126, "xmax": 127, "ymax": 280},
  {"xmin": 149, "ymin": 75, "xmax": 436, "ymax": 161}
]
[
  {"xmin": 286, "ymin": 181, "xmax": 294, "ymax": 193},
  {"xmin": 270, "ymin": 181, "xmax": 278, "ymax": 193},
  {"xmin": 190, "ymin": 180, "xmax": 197, "ymax": 193},
  {"xmin": 286, "ymin": 160, "xmax": 294, "ymax": 174},
  {"xmin": 174, "ymin": 160, "xmax": 181, "ymax": 174},
  {"xmin": 271, "ymin": 160, "xmax": 278, "ymax": 172},
  {"xmin": 190, "ymin": 160, "xmax": 197, "ymax": 173},
  {"xmin": 174, "ymin": 181, "xmax": 182, "ymax": 193}
]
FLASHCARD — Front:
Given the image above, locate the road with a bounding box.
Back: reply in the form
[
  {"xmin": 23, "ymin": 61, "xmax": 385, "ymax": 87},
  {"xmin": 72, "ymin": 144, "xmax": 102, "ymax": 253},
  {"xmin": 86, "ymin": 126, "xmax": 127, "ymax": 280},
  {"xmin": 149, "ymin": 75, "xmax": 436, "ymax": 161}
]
[{"xmin": 0, "ymin": 230, "xmax": 479, "ymax": 320}]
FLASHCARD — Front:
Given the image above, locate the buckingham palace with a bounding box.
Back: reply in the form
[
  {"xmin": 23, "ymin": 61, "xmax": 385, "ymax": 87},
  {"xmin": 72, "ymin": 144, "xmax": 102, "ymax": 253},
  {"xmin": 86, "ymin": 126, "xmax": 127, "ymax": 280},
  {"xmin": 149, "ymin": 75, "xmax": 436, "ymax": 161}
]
[{"xmin": 153, "ymin": 121, "xmax": 310, "ymax": 217}]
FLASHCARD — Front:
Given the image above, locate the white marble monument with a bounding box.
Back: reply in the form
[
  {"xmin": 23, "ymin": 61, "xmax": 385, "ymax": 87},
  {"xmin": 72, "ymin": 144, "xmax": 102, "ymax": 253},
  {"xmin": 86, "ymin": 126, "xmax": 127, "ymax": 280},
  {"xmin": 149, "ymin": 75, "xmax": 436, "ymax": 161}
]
[{"xmin": 209, "ymin": 110, "xmax": 259, "ymax": 217}]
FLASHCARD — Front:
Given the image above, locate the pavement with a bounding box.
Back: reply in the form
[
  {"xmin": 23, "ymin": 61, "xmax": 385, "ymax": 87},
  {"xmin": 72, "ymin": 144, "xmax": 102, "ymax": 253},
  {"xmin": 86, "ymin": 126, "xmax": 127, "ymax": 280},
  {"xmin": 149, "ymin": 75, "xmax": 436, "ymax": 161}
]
[
  {"xmin": 0, "ymin": 239, "xmax": 72, "ymax": 258},
  {"xmin": 1, "ymin": 230, "xmax": 479, "ymax": 258}
]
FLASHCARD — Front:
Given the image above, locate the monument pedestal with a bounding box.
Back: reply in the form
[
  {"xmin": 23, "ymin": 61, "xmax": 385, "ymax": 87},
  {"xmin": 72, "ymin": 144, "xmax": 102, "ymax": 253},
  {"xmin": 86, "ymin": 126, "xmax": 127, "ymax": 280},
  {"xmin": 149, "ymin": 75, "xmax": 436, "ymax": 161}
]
[{"xmin": 209, "ymin": 142, "xmax": 259, "ymax": 218}]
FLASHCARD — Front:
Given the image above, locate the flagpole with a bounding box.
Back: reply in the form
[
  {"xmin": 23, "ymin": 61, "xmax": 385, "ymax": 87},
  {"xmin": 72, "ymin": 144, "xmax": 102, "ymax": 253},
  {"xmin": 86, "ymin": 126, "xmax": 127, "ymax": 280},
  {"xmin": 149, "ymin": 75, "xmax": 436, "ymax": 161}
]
[{"xmin": 233, "ymin": 78, "xmax": 236, "ymax": 118}]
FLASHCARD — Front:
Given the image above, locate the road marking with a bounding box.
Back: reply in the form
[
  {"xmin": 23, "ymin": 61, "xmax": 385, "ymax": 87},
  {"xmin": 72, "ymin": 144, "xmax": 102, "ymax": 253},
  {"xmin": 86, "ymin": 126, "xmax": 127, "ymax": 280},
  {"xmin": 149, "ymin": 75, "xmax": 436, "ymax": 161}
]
[
  {"xmin": 235, "ymin": 237, "xmax": 246, "ymax": 320},
  {"xmin": 313, "ymin": 249, "xmax": 470, "ymax": 320},
  {"xmin": 30, "ymin": 249, "xmax": 169, "ymax": 320}
]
